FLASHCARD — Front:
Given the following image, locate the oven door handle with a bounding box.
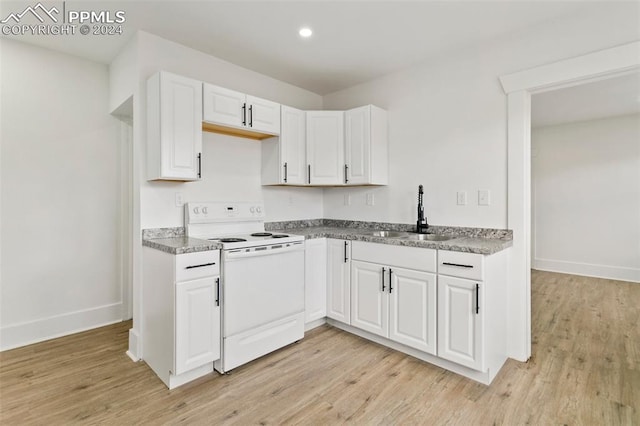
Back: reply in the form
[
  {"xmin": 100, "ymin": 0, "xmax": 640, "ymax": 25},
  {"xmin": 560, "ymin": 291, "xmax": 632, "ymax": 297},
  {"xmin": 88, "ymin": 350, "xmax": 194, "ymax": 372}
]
[{"xmin": 223, "ymin": 242, "xmax": 304, "ymax": 260}]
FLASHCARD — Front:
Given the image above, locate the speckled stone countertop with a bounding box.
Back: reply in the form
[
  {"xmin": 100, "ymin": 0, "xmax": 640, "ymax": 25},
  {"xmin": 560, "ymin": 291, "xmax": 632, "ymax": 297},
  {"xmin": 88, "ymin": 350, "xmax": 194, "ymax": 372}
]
[
  {"xmin": 142, "ymin": 221, "xmax": 512, "ymax": 255},
  {"xmin": 141, "ymin": 227, "xmax": 221, "ymax": 255},
  {"xmin": 266, "ymin": 220, "xmax": 512, "ymax": 255}
]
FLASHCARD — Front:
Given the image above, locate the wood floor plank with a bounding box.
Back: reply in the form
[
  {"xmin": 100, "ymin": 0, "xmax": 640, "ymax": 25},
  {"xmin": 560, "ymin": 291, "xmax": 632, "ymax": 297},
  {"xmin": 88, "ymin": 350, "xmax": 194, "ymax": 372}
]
[{"xmin": 1, "ymin": 270, "xmax": 638, "ymax": 425}]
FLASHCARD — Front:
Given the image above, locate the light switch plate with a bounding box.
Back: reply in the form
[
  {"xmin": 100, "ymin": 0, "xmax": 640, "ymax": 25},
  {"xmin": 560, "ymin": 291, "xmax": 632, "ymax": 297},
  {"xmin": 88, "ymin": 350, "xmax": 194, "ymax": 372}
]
[
  {"xmin": 344, "ymin": 194, "xmax": 351, "ymax": 206},
  {"xmin": 478, "ymin": 189, "xmax": 490, "ymax": 206},
  {"xmin": 457, "ymin": 191, "xmax": 467, "ymax": 205}
]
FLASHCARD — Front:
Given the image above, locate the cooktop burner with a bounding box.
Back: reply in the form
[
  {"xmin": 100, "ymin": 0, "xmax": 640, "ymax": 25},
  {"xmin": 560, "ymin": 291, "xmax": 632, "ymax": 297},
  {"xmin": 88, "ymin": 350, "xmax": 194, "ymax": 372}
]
[
  {"xmin": 251, "ymin": 232, "xmax": 273, "ymax": 237},
  {"xmin": 271, "ymin": 234, "xmax": 289, "ymax": 239},
  {"xmin": 219, "ymin": 238, "xmax": 247, "ymax": 243}
]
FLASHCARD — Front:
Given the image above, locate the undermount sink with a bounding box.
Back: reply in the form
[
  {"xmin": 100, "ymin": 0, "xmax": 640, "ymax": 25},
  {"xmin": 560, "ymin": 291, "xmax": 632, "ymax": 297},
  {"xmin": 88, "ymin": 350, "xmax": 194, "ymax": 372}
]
[
  {"xmin": 369, "ymin": 230, "xmax": 407, "ymax": 238},
  {"xmin": 408, "ymin": 233, "xmax": 459, "ymax": 241}
]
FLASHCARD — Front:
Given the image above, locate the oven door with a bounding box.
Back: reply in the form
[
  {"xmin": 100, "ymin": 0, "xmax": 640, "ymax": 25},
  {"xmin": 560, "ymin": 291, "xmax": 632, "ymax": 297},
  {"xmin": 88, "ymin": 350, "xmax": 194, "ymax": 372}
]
[{"xmin": 222, "ymin": 241, "xmax": 305, "ymax": 337}]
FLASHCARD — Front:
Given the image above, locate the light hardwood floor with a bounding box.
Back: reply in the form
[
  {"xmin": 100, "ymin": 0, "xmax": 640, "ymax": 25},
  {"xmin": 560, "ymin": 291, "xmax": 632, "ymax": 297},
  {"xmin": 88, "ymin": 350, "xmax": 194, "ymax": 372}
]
[{"xmin": 1, "ymin": 270, "xmax": 638, "ymax": 425}]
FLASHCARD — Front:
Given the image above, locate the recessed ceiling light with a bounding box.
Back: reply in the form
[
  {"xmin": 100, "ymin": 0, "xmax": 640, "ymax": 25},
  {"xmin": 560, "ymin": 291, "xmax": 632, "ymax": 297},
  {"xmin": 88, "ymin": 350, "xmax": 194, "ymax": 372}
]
[{"xmin": 299, "ymin": 27, "xmax": 313, "ymax": 38}]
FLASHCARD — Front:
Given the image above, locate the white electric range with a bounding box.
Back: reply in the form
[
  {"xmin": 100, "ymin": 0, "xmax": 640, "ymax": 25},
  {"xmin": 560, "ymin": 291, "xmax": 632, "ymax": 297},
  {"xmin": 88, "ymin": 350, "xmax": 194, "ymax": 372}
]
[{"xmin": 185, "ymin": 202, "xmax": 305, "ymax": 373}]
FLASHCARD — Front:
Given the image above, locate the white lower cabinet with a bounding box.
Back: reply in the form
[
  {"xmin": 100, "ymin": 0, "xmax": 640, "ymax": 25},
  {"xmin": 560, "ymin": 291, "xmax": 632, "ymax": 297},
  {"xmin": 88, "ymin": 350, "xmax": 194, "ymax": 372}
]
[
  {"xmin": 436, "ymin": 249, "xmax": 508, "ymax": 382},
  {"xmin": 175, "ymin": 276, "xmax": 220, "ymax": 375},
  {"xmin": 143, "ymin": 248, "xmax": 221, "ymax": 389},
  {"xmin": 350, "ymin": 242, "xmax": 437, "ymax": 355},
  {"xmin": 388, "ymin": 267, "xmax": 437, "ymax": 355},
  {"xmin": 437, "ymin": 275, "xmax": 483, "ymax": 370},
  {"xmin": 351, "ymin": 261, "xmax": 388, "ymax": 337},
  {"xmin": 304, "ymin": 238, "xmax": 327, "ymax": 325},
  {"xmin": 326, "ymin": 239, "xmax": 351, "ymax": 324}
]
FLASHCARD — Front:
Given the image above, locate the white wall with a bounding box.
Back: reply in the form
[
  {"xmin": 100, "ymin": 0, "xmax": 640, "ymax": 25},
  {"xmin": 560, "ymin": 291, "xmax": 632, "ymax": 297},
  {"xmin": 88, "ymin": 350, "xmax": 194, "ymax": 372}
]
[
  {"xmin": 322, "ymin": 4, "xmax": 640, "ymax": 229},
  {"xmin": 0, "ymin": 40, "xmax": 123, "ymax": 350},
  {"xmin": 136, "ymin": 32, "xmax": 324, "ymax": 229},
  {"xmin": 532, "ymin": 114, "xmax": 640, "ymax": 282}
]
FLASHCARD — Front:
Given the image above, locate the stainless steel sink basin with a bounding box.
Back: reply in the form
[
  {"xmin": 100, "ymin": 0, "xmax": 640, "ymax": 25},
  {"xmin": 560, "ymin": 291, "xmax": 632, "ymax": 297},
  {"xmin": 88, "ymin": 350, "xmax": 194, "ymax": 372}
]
[
  {"xmin": 369, "ymin": 230, "xmax": 407, "ymax": 238},
  {"xmin": 408, "ymin": 234, "xmax": 459, "ymax": 241}
]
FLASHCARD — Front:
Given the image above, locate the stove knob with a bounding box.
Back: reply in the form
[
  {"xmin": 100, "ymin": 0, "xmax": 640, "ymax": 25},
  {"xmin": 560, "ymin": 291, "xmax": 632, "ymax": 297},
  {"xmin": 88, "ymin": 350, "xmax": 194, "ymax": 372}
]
[
  {"xmin": 193, "ymin": 207, "xmax": 200, "ymax": 214},
  {"xmin": 256, "ymin": 206, "xmax": 262, "ymax": 214},
  {"xmin": 202, "ymin": 207, "xmax": 208, "ymax": 214},
  {"xmin": 250, "ymin": 206, "xmax": 255, "ymax": 213}
]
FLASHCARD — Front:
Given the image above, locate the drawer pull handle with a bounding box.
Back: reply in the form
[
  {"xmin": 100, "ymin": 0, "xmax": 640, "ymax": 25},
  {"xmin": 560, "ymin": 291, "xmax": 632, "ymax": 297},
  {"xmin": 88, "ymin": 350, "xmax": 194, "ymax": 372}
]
[
  {"xmin": 215, "ymin": 277, "xmax": 220, "ymax": 306},
  {"xmin": 442, "ymin": 262, "xmax": 473, "ymax": 269},
  {"xmin": 185, "ymin": 262, "xmax": 216, "ymax": 269}
]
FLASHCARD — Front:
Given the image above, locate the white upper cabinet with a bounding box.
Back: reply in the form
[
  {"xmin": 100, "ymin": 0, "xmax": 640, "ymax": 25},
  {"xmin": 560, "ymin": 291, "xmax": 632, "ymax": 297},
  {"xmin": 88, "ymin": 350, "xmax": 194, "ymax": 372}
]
[
  {"xmin": 262, "ymin": 105, "xmax": 306, "ymax": 185},
  {"xmin": 306, "ymin": 111, "xmax": 345, "ymax": 185},
  {"xmin": 246, "ymin": 95, "xmax": 281, "ymax": 135},
  {"xmin": 202, "ymin": 84, "xmax": 245, "ymax": 128},
  {"xmin": 203, "ymin": 83, "xmax": 280, "ymax": 136},
  {"xmin": 147, "ymin": 71, "xmax": 203, "ymax": 181},
  {"xmin": 345, "ymin": 105, "xmax": 388, "ymax": 185}
]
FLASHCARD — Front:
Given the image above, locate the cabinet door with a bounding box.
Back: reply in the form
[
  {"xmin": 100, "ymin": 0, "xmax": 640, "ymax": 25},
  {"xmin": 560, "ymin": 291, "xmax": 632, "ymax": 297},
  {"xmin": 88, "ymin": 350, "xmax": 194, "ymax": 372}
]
[
  {"xmin": 388, "ymin": 268, "xmax": 437, "ymax": 355},
  {"xmin": 280, "ymin": 106, "xmax": 306, "ymax": 185},
  {"xmin": 305, "ymin": 239, "xmax": 327, "ymax": 323},
  {"xmin": 345, "ymin": 105, "xmax": 370, "ymax": 185},
  {"xmin": 350, "ymin": 261, "xmax": 388, "ymax": 337},
  {"xmin": 202, "ymin": 84, "xmax": 246, "ymax": 128},
  {"xmin": 175, "ymin": 277, "xmax": 220, "ymax": 375},
  {"xmin": 327, "ymin": 239, "xmax": 351, "ymax": 323},
  {"xmin": 437, "ymin": 275, "xmax": 483, "ymax": 371},
  {"xmin": 247, "ymin": 95, "xmax": 281, "ymax": 135},
  {"xmin": 306, "ymin": 111, "xmax": 344, "ymax": 185},
  {"xmin": 148, "ymin": 72, "xmax": 203, "ymax": 181}
]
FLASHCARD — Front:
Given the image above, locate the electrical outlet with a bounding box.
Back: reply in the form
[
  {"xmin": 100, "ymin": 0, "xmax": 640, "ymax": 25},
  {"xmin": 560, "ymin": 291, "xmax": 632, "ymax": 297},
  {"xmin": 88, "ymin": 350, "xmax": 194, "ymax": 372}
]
[
  {"xmin": 478, "ymin": 189, "xmax": 490, "ymax": 206},
  {"xmin": 366, "ymin": 192, "xmax": 375, "ymax": 206},
  {"xmin": 344, "ymin": 194, "xmax": 351, "ymax": 206},
  {"xmin": 457, "ymin": 191, "xmax": 467, "ymax": 206},
  {"xmin": 175, "ymin": 192, "xmax": 184, "ymax": 207}
]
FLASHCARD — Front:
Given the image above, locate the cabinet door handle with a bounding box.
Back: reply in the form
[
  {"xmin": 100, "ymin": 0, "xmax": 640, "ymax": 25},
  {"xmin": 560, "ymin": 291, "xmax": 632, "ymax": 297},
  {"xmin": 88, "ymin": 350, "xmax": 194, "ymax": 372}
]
[
  {"xmin": 344, "ymin": 241, "xmax": 348, "ymax": 263},
  {"xmin": 308, "ymin": 164, "xmax": 311, "ymax": 184},
  {"xmin": 475, "ymin": 283, "xmax": 480, "ymax": 314},
  {"xmin": 442, "ymin": 262, "xmax": 473, "ymax": 269},
  {"xmin": 344, "ymin": 164, "xmax": 349, "ymax": 184},
  {"xmin": 185, "ymin": 262, "xmax": 216, "ymax": 269},
  {"xmin": 381, "ymin": 267, "xmax": 386, "ymax": 292},
  {"xmin": 197, "ymin": 153, "xmax": 202, "ymax": 179},
  {"xmin": 283, "ymin": 162, "xmax": 288, "ymax": 183},
  {"xmin": 215, "ymin": 277, "xmax": 220, "ymax": 306},
  {"xmin": 249, "ymin": 105, "xmax": 253, "ymax": 127},
  {"xmin": 242, "ymin": 103, "xmax": 247, "ymax": 126},
  {"xmin": 389, "ymin": 268, "xmax": 393, "ymax": 293}
]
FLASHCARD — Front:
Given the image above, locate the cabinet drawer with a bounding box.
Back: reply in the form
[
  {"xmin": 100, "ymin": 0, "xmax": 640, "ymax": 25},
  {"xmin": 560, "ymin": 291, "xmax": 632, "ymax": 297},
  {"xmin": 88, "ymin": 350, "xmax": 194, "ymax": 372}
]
[
  {"xmin": 175, "ymin": 250, "xmax": 220, "ymax": 282},
  {"xmin": 351, "ymin": 241, "xmax": 436, "ymax": 272},
  {"xmin": 438, "ymin": 251, "xmax": 483, "ymax": 280}
]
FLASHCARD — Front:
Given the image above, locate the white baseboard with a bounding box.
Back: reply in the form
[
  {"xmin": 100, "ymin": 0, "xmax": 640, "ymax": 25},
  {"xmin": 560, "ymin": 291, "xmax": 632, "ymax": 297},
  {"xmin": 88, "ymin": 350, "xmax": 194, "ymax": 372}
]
[
  {"xmin": 127, "ymin": 328, "xmax": 141, "ymax": 361},
  {"xmin": 304, "ymin": 317, "xmax": 326, "ymax": 332},
  {"xmin": 0, "ymin": 303, "xmax": 123, "ymax": 351},
  {"xmin": 534, "ymin": 258, "xmax": 640, "ymax": 283}
]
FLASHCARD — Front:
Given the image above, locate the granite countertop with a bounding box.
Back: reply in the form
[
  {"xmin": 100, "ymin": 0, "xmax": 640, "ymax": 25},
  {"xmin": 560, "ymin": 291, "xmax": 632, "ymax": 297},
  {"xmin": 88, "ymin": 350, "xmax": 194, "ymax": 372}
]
[
  {"xmin": 142, "ymin": 221, "xmax": 513, "ymax": 255},
  {"xmin": 141, "ymin": 228, "xmax": 222, "ymax": 254},
  {"xmin": 269, "ymin": 226, "xmax": 512, "ymax": 255}
]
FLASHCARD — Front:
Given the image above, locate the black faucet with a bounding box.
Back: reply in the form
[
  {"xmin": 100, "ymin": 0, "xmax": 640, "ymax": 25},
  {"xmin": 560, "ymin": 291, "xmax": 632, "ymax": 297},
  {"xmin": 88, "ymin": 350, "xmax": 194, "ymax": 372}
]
[{"xmin": 417, "ymin": 185, "xmax": 429, "ymax": 234}]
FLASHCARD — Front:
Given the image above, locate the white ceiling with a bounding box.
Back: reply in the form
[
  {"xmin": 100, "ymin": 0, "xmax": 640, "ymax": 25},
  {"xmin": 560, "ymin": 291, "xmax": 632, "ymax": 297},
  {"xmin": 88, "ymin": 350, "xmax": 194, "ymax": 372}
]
[
  {"xmin": 532, "ymin": 72, "xmax": 640, "ymax": 128},
  {"xmin": 0, "ymin": 0, "xmax": 618, "ymax": 95}
]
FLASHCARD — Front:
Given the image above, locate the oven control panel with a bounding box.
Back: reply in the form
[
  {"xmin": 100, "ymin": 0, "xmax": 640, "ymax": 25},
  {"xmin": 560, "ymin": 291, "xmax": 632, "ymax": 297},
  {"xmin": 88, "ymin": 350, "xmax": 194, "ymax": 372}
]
[{"xmin": 185, "ymin": 202, "xmax": 265, "ymax": 224}]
